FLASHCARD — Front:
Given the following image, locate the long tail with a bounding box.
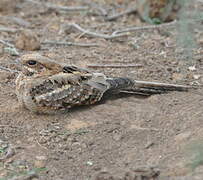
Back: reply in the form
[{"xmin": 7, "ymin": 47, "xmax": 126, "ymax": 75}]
[{"xmin": 106, "ymin": 77, "xmax": 194, "ymax": 96}]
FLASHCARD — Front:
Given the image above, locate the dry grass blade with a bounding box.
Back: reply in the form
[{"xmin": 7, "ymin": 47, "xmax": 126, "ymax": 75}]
[
  {"xmin": 42, "ymin": 40, "xmax": 100, "ymax": 47},
  {"xmin": 83, "ymin": 0, "xmax": 108, "ymax": 16},
  {"xmin": 106, "ymin": 8, "xmax": 137, "ymax": 21},
  {"xmin": 113, "ymin": 18, "xmax": 202, "ymax": 35},
  {"xmin": 0, "ymin": 27, "xmax": 18, "ymax": 33},
  {"xmin": 0, "ymin": 39, "xmax": 14, "ymax": 47},
  {"xmin": 69, "ymin": 23, "xmax": 128, "ymax": 39},
  {"xmin": 25, "ymin": 0, "xmax": 89, "ymax": 11},
  {"xmin": 87, "ymin": 64, "xmax": 143, "ymax": 68},
  {"xmin": 0, "ymin": 66, "xmax": 19, "ymax": 73},
  {"xmin": 113, "ymin": 21, "xmax": 177, "ymax": 34},
  {"xmin": 0, "ymin": 16, "xmax": 30, "ymax": 27}
]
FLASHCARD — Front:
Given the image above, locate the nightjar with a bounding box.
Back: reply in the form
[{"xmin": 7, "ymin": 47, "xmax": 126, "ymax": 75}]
[{"xmin": 15, "ymin": 54, "xmax": 191, "ymax": 114}]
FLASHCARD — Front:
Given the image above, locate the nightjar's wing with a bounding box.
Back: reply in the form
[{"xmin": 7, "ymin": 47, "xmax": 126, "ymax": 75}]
[
  {"xmin": 30, "ymin": 71, "xmax": 110, "ymax": 111},
  {"xmin": 62, "ymin": 65, "xmax": 91, "ymax": 74}
]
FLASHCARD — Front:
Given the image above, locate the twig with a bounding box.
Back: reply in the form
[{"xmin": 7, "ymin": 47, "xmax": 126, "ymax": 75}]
[
  {"xmin": 0, "ymin": 27, "xmax": 18, "ymax": 33},
  {"xmin": 0, "ymin": 39, "xmax": 14, "ymax": 48},
  {"xmin": 35, "ymin": 138, "xmax": 49, "ymax": 150},
  {"xmin": 49, "ymin": 4, "xmax": 89, "ymax": 11},
  {"xmin": 83, "ymin": 0, "xmax": 108, "ymax": 16},
  {"xmin": 24, "ymin": 0, "xmax": 46, "ymax": 5},
  {"xmin": 42, "ymin": 40, "xmax": 100, "ymax": 47},
  {"xmin": 69, "ymin": 23, "xmax": 128, "ymax": 39},
  {"xmin": 87, "ymin": 64, "xmax": 143, "ymax": 68},
  {"xmin": 0, "ymin": 146, "xmax": 15, "ymax": 161},
  {"xmin": 131, "ymin": 125, "xmax": 159, "ymax": 131},
  {"xmin": 0, "ymin": 16, "xmax": 30, "ymax": 27},
  {"xmin": 92, "ymin": 5, "xmax": 108, "ymax": 16},
  {"xmin": 25, "ymin": 0, "xmax": 89, "ymax": 11},
  {"xmin": 112, "ymin": 20, "xmax": 177, "ymax": 35},
  {"xmin": 113, "ymin": 18, "xmax": 203, "ymax": 35},
  {"xmin": 0, "ymin": 40, "xmax": 20, "ymax": 56},
  {"xmin": 106, "ymin": 7, "xmax": 137, "ymax": 21},
  {"xmin": 101, "ymin": 60, "xmax": 136, "ymax": 63},
  {"xmin": 0, "ymin": 125, "xmax": 16, "ymax": 127},
  {"xmin": 0, "ymin": 66, "xmax": 19, "ymax": 73}
]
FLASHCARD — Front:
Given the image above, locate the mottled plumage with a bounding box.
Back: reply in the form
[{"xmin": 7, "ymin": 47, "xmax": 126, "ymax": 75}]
[{"xmin": 16, "ymin": 54, "xmax": 191, "ymax": 114}]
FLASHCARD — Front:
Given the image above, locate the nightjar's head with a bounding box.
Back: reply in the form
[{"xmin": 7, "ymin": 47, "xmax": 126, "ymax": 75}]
[
  {"xmin": 19, "ymin": 54, "xmax": 91, "ymax": 77},
  {"xmin": 19, "ymin": 54, "xmax": 62, "ymax": 76}
]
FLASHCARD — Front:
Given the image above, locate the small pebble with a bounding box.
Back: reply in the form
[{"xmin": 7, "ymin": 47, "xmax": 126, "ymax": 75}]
[{"xmin": 15, "ymin": 29, "xmax": 40, "ymax": 51}]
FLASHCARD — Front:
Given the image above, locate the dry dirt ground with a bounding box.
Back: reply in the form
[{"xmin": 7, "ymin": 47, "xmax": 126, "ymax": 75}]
[{"xmin": 0, "ymin": 0, "xmax": 203, "ymax": 180}]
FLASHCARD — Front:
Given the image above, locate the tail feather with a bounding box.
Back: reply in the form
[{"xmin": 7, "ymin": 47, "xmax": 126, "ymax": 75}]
[
  {"xmin": 106, "ymin": 77, "xmax": 134, "ymax": 90},
  {"xmin": 106, "ymin": 77, "xmax": 194, "ymax": 96},
  {"xmin": 134, "ymin": 80, "xmax": 191, "ymax": 91}
]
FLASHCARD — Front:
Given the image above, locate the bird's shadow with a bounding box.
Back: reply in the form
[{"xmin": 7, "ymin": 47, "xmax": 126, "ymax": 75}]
[
  {"xmin": 68, "ymin": 93, "xmax": 149, "ymax": 114},
  {"xmin": 34, "ymin": 93, "xmax": 150, "ymax": 116}
]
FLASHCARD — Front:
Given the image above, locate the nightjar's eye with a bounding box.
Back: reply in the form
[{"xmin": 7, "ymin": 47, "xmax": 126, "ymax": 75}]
[{"xmin": 27, "ymin": 60, "xmax": 37, "ymax": 66}]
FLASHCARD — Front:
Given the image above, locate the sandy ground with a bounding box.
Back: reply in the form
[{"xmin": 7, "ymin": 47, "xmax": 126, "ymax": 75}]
[{"xmin": 0, "ymin": 0, "xmax": 202, "ymax": 179}]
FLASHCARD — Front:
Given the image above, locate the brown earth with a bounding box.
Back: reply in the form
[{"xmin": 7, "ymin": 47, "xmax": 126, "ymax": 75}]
[{"xmin": 0, "ymin": 0, "xmax": 202, "ymax": 180}]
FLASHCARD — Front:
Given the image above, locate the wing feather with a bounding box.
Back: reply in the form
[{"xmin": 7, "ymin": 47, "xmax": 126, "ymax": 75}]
[{"xmin": 31, "ymin": 72, "xmax": 110, "ymax": 109}]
